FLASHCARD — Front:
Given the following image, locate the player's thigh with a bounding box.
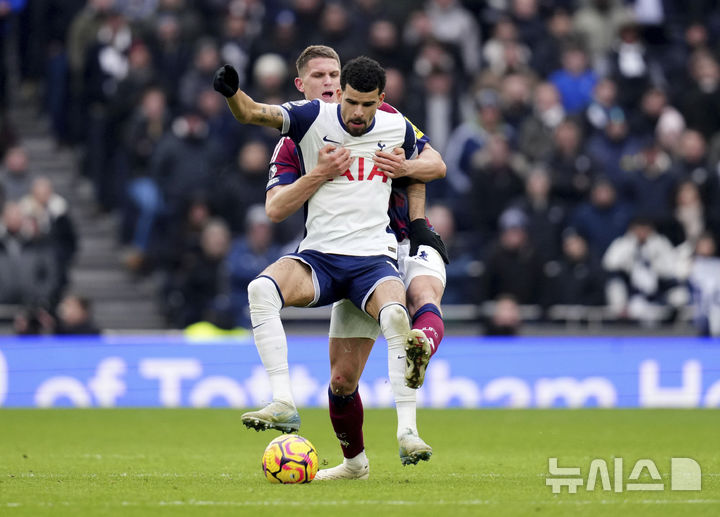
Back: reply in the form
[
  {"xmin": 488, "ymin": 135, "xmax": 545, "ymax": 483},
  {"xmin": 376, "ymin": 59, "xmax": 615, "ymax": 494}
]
[
  {"xmin": 260, "ymin": 258, "xmax": 315, "ymax": 307},
  {"xmin": 329, "ymin": 299, "xmax": 381, "ymax": 341},
  {"xmin": 406, "ymin": 275, "xmax": 445, "ymax": 317},
  {"xmin": 328, "ymin": 337, "xmax": 374, "ymax": 394},
  {"xmin": 365, "ymin": 278, "xmax": 406, "ymax": 321}
]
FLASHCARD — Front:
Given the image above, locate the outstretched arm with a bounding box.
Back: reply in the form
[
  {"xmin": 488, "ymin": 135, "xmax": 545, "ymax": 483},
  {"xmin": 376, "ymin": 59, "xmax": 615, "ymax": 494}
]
[
  {"xmin": 213, "ymin": 64, "xmax": 285, "ymax": 129},
  {"xmin": 374, "ymin": 144, "xmax": 447, "ymax": 182}
]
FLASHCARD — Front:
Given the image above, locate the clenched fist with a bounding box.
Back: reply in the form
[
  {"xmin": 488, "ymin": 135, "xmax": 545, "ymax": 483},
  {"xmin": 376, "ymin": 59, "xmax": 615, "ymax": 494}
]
[{"xmin": 213, "ymin": 64, "xmax": 239, "ymax": 98}]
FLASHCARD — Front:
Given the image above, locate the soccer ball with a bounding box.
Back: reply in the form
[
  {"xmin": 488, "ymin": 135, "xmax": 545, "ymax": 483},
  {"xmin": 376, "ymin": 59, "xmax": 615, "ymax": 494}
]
[{"xmin": 262, "ymin": 434, "xmax": 319, "ymax": 484}]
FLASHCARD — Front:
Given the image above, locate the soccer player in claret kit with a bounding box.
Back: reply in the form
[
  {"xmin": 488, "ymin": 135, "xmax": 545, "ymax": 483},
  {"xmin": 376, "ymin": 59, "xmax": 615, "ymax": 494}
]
[{"xmin": 213, "ymin": 54, "xmax": 447, "ymax": 479}]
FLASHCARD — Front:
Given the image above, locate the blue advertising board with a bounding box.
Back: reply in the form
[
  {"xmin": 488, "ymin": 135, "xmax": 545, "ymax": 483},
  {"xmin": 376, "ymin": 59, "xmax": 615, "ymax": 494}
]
[{"xmin": 0, "ymin": 336, "xmax": 718, "ymax": 408}]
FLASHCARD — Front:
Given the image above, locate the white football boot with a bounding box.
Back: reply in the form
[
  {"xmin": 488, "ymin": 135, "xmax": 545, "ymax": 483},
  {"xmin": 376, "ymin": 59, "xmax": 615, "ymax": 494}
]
[
  {"xmin": 404, "ymin": 329, "xmax": 432, "ymax": 388},
  {"xmin": 314, "ymin": 452, "xmax": 370, "ymax": 481},
  {"xmin": 398, "ymin": 428, "xmax": 433, "ymax": 465},
  {"xmin": 241, "ymin": 400, "xmax": 301, "ymax": 433}
]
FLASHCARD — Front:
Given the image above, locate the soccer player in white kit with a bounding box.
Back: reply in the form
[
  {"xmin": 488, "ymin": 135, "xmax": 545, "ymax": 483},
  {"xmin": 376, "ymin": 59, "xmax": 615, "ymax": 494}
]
[
  {"xmin": 214, "ymin": 56, "xmax": 438, "ymax": 477},
  {"xmin": 262, "ymin": 46, "xmax": 448, "ymax": 479}
]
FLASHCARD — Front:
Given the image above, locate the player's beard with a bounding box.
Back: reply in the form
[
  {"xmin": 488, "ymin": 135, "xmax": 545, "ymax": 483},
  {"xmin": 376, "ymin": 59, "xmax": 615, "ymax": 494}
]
[{"xmin": 346, "ymin": 119, "xmax": 367, "ymax": 136}]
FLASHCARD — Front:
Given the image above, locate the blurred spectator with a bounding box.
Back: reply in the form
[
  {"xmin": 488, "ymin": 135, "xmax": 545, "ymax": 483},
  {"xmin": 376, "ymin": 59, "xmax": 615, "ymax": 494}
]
[
  {"xmin": 13, "ymin": 306, "xmax": 54, "ymax": 335},
  {"xmin": 250, "ymin": 53, "xmax": 290, "ymax": 102},
  {"xmin": 498, "ymin": 73, "xmax": 533, "ymax": 134},
  {"xmin": 674, "ymin": 129, "xmax": 720, "ymax": 209},
  {"xmin": 468, "ymin": 134, "xmax": 525, "ymax": 240},
  {"xmin": 81, "ymin": 8, "xmax": 133, "ymax": 211},
  {"xmin": 68, "ymin": 0, "xmax": 116, "ymax": 89},
  {"xmin": 655, "ymin": 105, "xmax": 686, "ymax": 156},
  {"xmin": 211, "ymin": 140, "xmax": 271, "ymax": 235},
  {"xmin": 482, "ymin": 17, "xmax": 530, "ymax": 78},
  {"xmin": 120, "ymin": 86, "xmax": 168, "ymax": 261},
  {"xmin": 151, "ymin": 0, "xmax": 203, "ymax": 43},
  {"xmin": 511, "ymin": 166, "xmax": 566, "ymax": 263},
  {"xmin": 0, "ymin": 202, "xmax": 59, "ymax": 308},
  {"xmin": 531, "ymin": 8, "xmax": 575, "ymax": 79},
  {"xmin": 607, "ymin": 22, "xmax": 654, "ymax": 110},
  {"xmin": 1, "ymin": 146, "xmax": 32, "ymax": 201},
  {"xmin": 603, "ymin": 216, "xmax": 687, "ymax": 323},
  {"xmin": 684, "ymin": 233, "xmax": 720, "ymax": 336},
  {"xmin": 412, "ymin": 66, "xmax": 462, "ymax": 158},
  {"xmin": 155, "ymin": 195, "xmax": 211, "ymax": 274},
  {"xmin": 0, "ymin": 0, "xmax": 26, "ymax": 111},
  {"xmin": 549, "ymin": 44, "xmax": 598, "ymax": 115},
  {"xmin": 426, "ymin": 203, "xmax": 481, "ymax": 304},
  {"xmin": 218, "ymin": 12, "xmax": 252, "ymax": 88},
  {"xmin": 444, "ymin": 89, "xmax": 513, "ymax": 199},
  {"xmin": 227, "ymin": 205, "xmax": 282, "ymax": 327},
  {"xmin": 290, "ymin": 0, "xmax": 325, "ymax": 50},
  {"xmin": 424, "ymin": 0, "xmax": 481, "ymax": 76},
  {"xmin": 585, "ymin": 77, "xmax": 619, "ymax": 137},
  {"xmin": 316, "ymin": 2, "xmax": 356, "ymax": 64},
  {"xmin": 663, "ymin": 181, "xmax": 720, "ymax": 248},
  {"xmin": 250, "ymin": 9, "xmax": 299, "ymax": 66},
  {"xmin": 663, "ymin": 21, "xmax": 713, "ymax": 101},
  {"xmin": 518, "ymin": 82, "xmax": 565, "ymax": 162},
  {"xmin": 542, "ymin": 229, "xmax": 606, "ymax": 306},
  {"xmin": 178, "ymin": 38, "xmax": 220, "ymax": 111},
  {"xmin": 19, "ymin": 177, "xmax": 78, "ymax": 294},
  {"xmin": 366, "ymin": 19, "xmax": 409, "ymax": 73},
  {"xmin": 483, "ymin": 207, "xmax": 543, "ymax": 304},
  {"xmin": 0, "ymin": 111, "xmax": 18, "ymax": 159},
  {"xmin": 570, "ymin": 177, "xmax": 632, "ymax": 260},
  {"xmin": 510, "ymin": 0, "xmax": 545, "ymax": 51},
  {"xmin": 573, "ymin": 0, "xmax": 632, "ymax": 73},
  {"xmin": 164, "ymin": 218, "xmax": 232, "ymax": 328},
  {"xmin": 149, "ymin": 111, "xmax": 223, "ymax": 218},
  {"xmin": 147, "ymin": 13, "xmax": 191, "ymax": 107},
  {"xmin": 485, "ymin": 293, "xmax": 522, "ymax": 336},
  {"xmin": 54, "ymin": 293, "xmax": 100, "ymax": 334},
  {"xmin": 623, "ymin": 138, "xmax": 678, "ymax": 224},
  {"xmin": 585, "ymin": 106, "xmax": 643, "ymax": 191},
  {"xmin": 547, "ymin": 118, "xmax": 596, "ymax": 204},
  {"xmin": 681, "ymin": 50, "xmax": 720, "ymax": 141},
  {"xmin": 628, "ymin": 87, "xmax": 668, "ymax": 142},
  {"xmin": 108, "ymin": 40, "xmax": 157, "ymax": 137},
  {"xmin": 196, "ymin": 87, "xmax": 244, "ymax": 161}
]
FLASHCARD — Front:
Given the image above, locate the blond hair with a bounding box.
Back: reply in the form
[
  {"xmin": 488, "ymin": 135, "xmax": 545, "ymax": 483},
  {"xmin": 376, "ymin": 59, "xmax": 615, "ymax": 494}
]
[{"xmin": 295, "ymin": 45, "xmax": 341, "ymax": 76}]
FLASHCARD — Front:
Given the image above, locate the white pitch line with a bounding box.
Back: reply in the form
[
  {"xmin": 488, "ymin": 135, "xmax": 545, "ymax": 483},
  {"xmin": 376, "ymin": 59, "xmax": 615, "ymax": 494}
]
[{"xmin": 4, "ymin": 499, "xmax": 720, "ymax": 508}]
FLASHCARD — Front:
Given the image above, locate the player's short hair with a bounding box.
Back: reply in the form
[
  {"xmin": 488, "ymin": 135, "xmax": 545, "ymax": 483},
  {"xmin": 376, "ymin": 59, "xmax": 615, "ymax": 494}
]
[
  {"xmin": 295, "ymin": 45, "xmax": 341, "ymax": 76},
  {"xmin": 341, "ymin": 56, "xmax": 386, "ymax": 93}
]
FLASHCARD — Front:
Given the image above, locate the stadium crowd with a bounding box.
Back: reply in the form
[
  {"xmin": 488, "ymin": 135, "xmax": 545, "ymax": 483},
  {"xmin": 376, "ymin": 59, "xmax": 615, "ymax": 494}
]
[{"xmin": 1, "ymin": 0, "xmax": 720, "ymax": 335}]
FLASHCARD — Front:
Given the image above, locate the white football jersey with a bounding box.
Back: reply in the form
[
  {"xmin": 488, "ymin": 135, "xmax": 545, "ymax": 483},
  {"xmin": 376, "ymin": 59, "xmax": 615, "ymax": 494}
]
[{"xmin": 279, "ymin": 99, "xmax": 418, "ymax": 259}]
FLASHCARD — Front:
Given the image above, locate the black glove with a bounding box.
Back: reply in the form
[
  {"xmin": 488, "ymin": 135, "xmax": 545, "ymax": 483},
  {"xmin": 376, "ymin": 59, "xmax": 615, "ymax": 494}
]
[
  {"xmin": 409, "ymin": 218, "xmax": 449, "ymax": 264},
  {"xmin": 213, "ymin": 64, "xmax": 239, "ymax": 98}
]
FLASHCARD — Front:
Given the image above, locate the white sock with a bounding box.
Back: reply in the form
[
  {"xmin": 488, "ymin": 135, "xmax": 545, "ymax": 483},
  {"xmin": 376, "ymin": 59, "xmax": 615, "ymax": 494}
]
[
  {"xmin": 248, "ymin": 276, "xmax": 295, "ymax": 406},
  {"xmin": 344, "ymin": 450, "xmax": 368, "ymax": 468},
  {"xmin": 379, "ymin": 303, "xmax": 418, "ymax": 439}
]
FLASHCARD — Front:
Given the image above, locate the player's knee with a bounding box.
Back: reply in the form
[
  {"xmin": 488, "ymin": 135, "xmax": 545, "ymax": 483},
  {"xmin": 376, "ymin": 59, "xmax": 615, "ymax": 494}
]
[
  {"xmin": 407, "ymin": 278, "xmax": 443, "ymax": 315},
  {"xmin": 248, "ymin": 276, "xmax": 283, "ymax": 313},
  {"xmin": 330, "ymin": 374, "xmax": 358, "ymax": 396},
  {"xmin": 379, "ymin": 303, "xmax": 409, "ymax": 334}
]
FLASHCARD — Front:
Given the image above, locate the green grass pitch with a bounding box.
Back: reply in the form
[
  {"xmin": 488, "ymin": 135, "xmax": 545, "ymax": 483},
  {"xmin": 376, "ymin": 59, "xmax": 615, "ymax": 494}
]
[{"xmin": 0, "ymin": 409, "xmax": 718, "ymax": 516}]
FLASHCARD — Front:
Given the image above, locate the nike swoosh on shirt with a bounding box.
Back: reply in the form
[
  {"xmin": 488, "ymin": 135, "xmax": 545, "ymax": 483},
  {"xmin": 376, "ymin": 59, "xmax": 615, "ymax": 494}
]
[{"xmin": 322, "ymin": 135, "xmax": 342, "ymax": 145}]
